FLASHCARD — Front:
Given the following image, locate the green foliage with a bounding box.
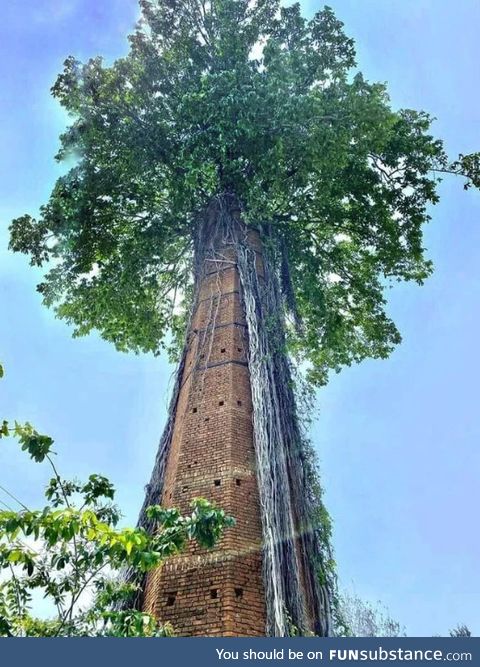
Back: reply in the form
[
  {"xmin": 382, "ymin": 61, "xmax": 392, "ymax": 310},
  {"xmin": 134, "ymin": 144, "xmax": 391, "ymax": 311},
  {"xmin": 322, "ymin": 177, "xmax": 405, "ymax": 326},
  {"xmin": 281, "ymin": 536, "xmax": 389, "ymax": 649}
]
[
  {"xmin": 8, "ymin": 1, "xmax": 479, "ymax": 383},
  {"xmin": 0, "ymin": 421, "xmax": 54, "ymax": 463},
  {"xmin": 0, "ymin": 365, "xmax": 234, "ymax": 637}
]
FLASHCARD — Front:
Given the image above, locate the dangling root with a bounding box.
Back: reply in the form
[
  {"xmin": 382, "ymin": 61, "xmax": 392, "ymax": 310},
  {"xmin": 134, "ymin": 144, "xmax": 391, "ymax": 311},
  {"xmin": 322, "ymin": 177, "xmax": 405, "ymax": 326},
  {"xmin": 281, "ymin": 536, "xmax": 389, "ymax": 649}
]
[{"xmin": 224, "ymin": 204, "xmax": 333, "ymax": 637}]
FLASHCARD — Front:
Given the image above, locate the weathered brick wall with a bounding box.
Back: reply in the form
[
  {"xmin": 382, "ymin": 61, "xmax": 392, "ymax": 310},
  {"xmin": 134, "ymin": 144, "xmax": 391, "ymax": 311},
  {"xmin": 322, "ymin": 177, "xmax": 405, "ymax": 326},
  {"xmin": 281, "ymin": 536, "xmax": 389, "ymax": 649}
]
[{"xmin": 142, "ymin": 229, "xmax": 267, "ymax": 636}]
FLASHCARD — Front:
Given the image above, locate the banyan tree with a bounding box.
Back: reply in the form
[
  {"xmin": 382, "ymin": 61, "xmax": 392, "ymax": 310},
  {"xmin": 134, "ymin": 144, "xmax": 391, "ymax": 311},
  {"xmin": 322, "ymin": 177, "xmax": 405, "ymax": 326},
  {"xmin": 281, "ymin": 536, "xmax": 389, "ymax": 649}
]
[{"xmin": 9, "ymin": 0, "xmax": 480, "ymax": 636}]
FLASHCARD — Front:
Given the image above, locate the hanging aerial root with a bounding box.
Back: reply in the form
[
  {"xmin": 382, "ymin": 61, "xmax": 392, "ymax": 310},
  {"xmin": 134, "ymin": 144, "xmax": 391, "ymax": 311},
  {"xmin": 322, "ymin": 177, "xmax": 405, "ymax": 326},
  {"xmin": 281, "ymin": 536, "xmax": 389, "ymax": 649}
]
[{"xmin": 213, "ymin": 195, "xmax": 333, "ymax": 636}]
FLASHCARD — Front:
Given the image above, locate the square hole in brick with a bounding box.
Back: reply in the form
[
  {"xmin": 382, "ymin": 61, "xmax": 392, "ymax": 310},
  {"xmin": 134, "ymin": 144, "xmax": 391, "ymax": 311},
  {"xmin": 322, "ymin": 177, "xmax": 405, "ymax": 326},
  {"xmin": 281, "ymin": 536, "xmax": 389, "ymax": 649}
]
[
  {"xmin": 236, "ymin": 478, "xmax": 241, "ymax": 487},
  {"xmin": 237, "ymin": 347, "xmax": 242, "ymax": 352},
  {"xmin": 210, "ymin": 589, "xmax": 218, "ymax": 600},
  {"xmin": 166, "ymin": 593, "xmax": 177, "ymax": 606},
  {"xmin": 218, "ymin": 400, "xmax": 224, "ymax": 406},
  {"xmin": 237, "ymin": 400, "xmax": 242, "ymax": 407},
  {"xmin": 192, "ymin": 407, "xmax": 197, "ymax": 413},
  {"xmin": 234, "ymin": 588, "xmax": 243, "ymax": 599},
  {"xmin": 214, "ymin": 479, "xmax": 221, "ymax": 487},
  {"xmin": 221, "ymin": 348, "xmax": 226, "ymax": 353}
]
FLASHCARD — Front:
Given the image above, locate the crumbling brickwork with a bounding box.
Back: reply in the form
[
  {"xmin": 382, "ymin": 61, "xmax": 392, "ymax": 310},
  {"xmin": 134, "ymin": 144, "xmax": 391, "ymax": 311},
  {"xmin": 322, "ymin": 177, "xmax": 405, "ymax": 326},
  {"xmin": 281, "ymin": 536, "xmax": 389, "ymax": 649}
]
[{"xmin": 142, "ymin": 229, "xmax": 267, "ymax": 636}]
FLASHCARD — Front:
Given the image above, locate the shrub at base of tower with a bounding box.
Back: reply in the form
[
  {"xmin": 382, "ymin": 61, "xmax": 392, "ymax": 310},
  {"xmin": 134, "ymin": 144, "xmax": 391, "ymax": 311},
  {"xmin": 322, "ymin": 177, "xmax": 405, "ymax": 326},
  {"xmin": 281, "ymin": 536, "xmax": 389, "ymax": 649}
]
[{"xmin": 0, "ymin": 368, "xmax": 234, "ymax": 638}]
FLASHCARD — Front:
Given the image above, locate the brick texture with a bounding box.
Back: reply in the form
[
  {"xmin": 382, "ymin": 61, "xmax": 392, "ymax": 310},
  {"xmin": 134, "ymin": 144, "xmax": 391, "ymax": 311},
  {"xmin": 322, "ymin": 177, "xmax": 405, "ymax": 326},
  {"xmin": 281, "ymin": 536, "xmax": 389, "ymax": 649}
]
[{"xmin": 142, "ymin": 229, "xmax": 267, "ymax": 636}]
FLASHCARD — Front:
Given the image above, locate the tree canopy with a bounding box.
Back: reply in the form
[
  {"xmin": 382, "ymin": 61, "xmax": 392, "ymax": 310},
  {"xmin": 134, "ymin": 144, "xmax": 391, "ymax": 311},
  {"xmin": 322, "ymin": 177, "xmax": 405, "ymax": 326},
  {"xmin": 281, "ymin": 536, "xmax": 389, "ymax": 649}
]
[{"xmin": 9, "ymin": 0, "xmax": 480, "ymax": 385}]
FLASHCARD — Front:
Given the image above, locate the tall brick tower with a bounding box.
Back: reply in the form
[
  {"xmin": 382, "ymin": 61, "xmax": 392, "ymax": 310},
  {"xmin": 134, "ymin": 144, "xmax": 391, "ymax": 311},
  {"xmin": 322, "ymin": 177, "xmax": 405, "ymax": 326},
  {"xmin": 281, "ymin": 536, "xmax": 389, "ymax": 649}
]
[{"xmin": 141, "ymin": 218, "xmax": 267, "ymax": 636}]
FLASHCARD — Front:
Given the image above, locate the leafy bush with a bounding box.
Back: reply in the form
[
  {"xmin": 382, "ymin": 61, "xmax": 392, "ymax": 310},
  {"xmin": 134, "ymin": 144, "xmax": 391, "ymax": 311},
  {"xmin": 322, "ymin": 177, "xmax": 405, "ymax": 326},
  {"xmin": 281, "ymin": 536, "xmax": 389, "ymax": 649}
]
[{"xmin": 0, "ymin": 362, "xmax": 234, "ymax": 636}]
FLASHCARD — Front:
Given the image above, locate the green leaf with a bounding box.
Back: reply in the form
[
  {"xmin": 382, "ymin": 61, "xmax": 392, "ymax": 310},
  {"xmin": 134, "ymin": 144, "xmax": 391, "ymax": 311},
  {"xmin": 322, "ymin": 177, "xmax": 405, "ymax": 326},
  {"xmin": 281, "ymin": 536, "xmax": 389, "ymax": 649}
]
[{"xmin": 19, "ymin": 433, "xmax": 53, "ymax": 462}]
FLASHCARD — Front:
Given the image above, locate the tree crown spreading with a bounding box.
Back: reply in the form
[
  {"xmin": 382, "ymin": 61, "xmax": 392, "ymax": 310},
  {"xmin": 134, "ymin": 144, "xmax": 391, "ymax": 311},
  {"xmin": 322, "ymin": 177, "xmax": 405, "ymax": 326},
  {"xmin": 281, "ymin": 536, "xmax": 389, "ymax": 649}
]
[{"xmin": 10, "ymin": 0, "xmax": 480, "ymax": 385}]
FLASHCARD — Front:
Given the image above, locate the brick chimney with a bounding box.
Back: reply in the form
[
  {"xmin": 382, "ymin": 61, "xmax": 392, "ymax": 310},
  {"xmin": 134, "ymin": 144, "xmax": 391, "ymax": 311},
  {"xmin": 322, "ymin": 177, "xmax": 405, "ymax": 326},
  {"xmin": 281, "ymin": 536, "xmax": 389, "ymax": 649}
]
[{"xmin": 141, "ymin": 215, "xmax": 267, "ymax": 636}]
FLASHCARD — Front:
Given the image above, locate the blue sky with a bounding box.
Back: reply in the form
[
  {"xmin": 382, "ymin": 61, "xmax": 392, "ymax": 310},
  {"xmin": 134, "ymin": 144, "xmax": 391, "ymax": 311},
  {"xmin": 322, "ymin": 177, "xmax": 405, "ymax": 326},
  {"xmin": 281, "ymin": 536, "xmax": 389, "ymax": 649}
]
[{"xmin": 0, "ymin": 0, "xmax": 479, "ymax": 636}]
